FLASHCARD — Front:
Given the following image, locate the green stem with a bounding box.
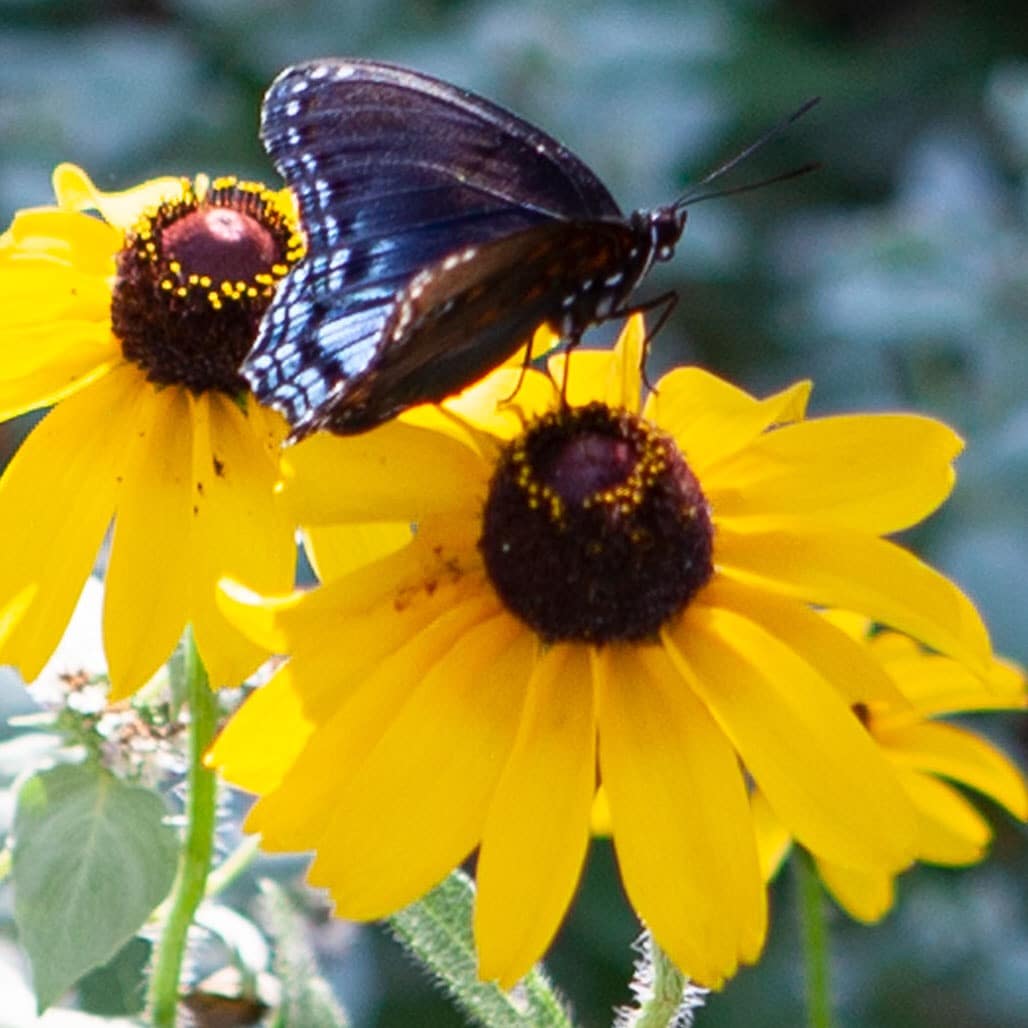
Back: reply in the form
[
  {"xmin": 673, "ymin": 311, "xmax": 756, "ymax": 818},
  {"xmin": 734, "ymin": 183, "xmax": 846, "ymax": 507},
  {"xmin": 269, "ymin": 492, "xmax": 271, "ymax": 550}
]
[
  {"xmin": 147, "ymin": 631, "xmax": 219, "ymax": 1026},
  {"xmin": 632, "ymin": 935, "xmax": 694, "ymax": 1028},
  {"xmin": 794, "ymin": 851, "xmax": 835, "ymax": 1028}
]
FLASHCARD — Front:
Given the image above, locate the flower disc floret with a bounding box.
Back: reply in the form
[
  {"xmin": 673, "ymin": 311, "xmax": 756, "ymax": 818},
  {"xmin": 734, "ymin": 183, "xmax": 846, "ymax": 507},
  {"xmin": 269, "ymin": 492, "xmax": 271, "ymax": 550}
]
[
  {"xmin": 112, "ymin": 177, "xmax": 303, "ymax": 394},
  {"xmin": 480, "ymin": 402, "xmax": 713, "ymax": 642}
]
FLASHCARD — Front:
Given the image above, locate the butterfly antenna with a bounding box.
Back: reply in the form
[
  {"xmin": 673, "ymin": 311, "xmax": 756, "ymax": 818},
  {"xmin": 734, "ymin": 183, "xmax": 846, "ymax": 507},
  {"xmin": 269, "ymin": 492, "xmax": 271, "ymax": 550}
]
[
  {"xmin": 681, "ymin": 161, "xmax": 821, "ymax": 206},
  {"xmin": 674, "ymin": 97, "xmax": 820, "ymax": 209}
]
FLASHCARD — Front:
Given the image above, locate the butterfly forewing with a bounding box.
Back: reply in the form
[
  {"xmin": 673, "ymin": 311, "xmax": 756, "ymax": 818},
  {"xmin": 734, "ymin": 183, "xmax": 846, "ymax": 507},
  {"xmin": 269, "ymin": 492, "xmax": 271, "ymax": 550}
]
[
  {"xmin": 261, "ymin": 60, "xmax": 622, "ymax": 236},
  {"xmin": 248, "ymin": 58, "xmax": 629, "ymax": 433}
]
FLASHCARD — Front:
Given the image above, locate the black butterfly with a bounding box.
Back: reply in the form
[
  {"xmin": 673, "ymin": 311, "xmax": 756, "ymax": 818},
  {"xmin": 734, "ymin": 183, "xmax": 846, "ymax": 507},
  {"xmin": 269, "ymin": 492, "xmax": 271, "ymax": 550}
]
[{"xmin": 249, "ymin": 58, "xmax": 813, "ymax": 437}]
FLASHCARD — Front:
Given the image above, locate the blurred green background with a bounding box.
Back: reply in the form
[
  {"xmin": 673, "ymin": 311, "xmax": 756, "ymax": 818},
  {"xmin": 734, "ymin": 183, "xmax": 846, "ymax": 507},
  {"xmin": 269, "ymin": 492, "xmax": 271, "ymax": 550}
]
[{"xmin": 0, "ymin": 0, "xmax": 1025, "ymax": 1025}]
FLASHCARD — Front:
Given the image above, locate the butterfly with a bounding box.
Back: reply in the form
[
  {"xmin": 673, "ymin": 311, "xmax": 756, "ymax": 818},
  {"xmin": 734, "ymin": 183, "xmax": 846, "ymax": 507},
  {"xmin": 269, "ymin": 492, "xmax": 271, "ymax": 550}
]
[{"xmin": 248, "ymin": 58, "xmax": 815, "ymax": 437}]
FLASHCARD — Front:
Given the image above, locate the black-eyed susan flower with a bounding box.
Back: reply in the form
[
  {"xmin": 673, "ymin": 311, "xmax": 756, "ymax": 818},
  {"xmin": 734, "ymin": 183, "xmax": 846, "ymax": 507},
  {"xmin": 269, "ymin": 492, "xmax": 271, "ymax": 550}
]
[
  {"xmin": 0, "ymin": 164, "xmax": 304, "ymax": 699},
  {"xmin": 208, "ymin": 316, "xmax": 996, "ymax": 989},
  {"xmin": 753, "ymin": 613, "xmax": 1027, "ymax": 922}
]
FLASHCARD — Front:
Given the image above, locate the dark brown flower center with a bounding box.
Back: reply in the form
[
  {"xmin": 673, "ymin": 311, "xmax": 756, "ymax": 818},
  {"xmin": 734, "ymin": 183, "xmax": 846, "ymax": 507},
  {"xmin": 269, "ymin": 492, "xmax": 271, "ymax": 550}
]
[
  {"xmin": 479, "ymin": 402, "xmax": 714, "ymax": 643},
  {"xmin": 110, "ymin": 177, "xmax": 303, "ymax": 394}
]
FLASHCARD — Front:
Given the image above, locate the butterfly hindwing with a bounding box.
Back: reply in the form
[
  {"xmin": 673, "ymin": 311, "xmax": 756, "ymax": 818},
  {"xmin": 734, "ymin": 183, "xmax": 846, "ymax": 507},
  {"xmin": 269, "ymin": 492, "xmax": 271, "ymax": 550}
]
[
  {"xmin": 246, "ymin": 259, "xmax": 393, "ymax": 435},
  {"xmin": 314, "ymin": 218, "xmax": 647, "ymax": 434}
]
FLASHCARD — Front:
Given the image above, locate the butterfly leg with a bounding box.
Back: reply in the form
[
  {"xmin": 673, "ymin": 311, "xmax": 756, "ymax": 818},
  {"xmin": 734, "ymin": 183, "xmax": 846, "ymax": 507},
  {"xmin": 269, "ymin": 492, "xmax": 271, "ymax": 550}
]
[
  {"xmin": 499, "ymin": 330, "xmax": 546, "ymax": 407},
  {"xmin": 613, "ymin": 290, "xmax": 678, "ymax": 393}
]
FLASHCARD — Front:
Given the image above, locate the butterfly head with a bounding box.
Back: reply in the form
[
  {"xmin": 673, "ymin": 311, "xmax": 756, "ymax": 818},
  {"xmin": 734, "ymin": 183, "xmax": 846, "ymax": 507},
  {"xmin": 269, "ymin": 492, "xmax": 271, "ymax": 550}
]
[{"xmin": 634, "ymin": 206, "xmax": 687, "ymax": 265}]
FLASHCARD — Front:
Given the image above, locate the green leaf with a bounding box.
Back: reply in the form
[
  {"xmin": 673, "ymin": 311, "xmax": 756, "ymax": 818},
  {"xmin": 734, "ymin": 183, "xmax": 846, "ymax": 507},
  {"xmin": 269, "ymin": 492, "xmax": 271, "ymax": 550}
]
[
  {"xmin": 258, "ymin": 879, "xmax": 349, "ymax": 1028},
  {"xmin": 76, "ymin": 936, "xmax": 151, "ymax": 1017},
  {"xmin": 387, "ymin": 869, "xmax": 574, "ymax": 1028},
  {"xmin": 12, "ymin": 762, "xmax": 178, "ymax": 1011}
]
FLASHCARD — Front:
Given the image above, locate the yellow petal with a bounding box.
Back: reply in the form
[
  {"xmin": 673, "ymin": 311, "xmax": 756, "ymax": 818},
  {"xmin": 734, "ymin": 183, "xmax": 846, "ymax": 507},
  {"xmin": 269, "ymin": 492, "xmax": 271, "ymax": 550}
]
[
  {"xmin": 189, "ymin": 393, "xmax": 297, "ymax": 687},
  {"xmin": 873, "ymin": 652, "xmax": 1025, "ymax": 727},
  {"xmin": 437, "ymin": 365, "xmax": 556, "ymax": 442},
  {"xmin": 280, "ymin": 419, "xmax": 488, "ymax": 524},
  {"xmin": 0, "ymin": 269, "xmax": 112, "ymax": 326},
  {"xmin": 0, "ymin": 242, "xmax": 120, "ymax": 418},
  {"xmin": 52, "ymin": 163, "xmax": 185, "ymax": 233},
  {"xmin": 207, "ymin": 661, "xmax": 323, "ymax": 795},
  {"xmin": 548, "ymin": 314, "xmax": 646, "ymax": 412},
  {"xmin": 219, "ymin": 524, "xmax": 483, "ymax": 653},
  {"xmin": 605, "ymin": 313, "xmax": 646, "ymax": 411},
  {"xmin": 644, "ymin": 370, "xmax": 811, "ymax": 473},
  {"xmin": 0, "ymin": 365, "xmax": 140, "ymax": 680},
  {"xmin": 707, "ymin": 415, "xmax": 961, "ymax": 533},
  {"xmin": 899, "ymin": 768, "xmax": 992, "ymax": 864},
  {"xmin": 210, "ymin": 579, "xmax": 494, "ymax": 796},
  {"xmin": 591, "ymin": 786, "xmax": 613, "ymax": 836},
  {"xmin": 1, "ymin": 207, "xmax": 119, "ymax": 273},
  {"xmin": 243, "ymin": 589, "xmax": 505, "ymax": 848},
  {"xmin": 302, "ymin": 523, "xmax": 412, "ymax": 582},
  {"xmin": 882, "ymin": 722, "xmax": 1028, "ymax": 820},
  {"xmin": 306, "ymin": 615, "xmax": 534, "ymax": 919},
  {"xmin": 665, "ymin": 603, "xmax": 916, "ymax": 872},
  {"xmin": 814, "ymin": 856, "xmax": 895, "ymax": 924},
  {"xmin": 702, "ymin": 578, "xmax": 907, "ymax": 708},
  {"xmin": 546, "ymin": 349, "xmax": 611, "ymax": 408},
  {"xmin": 596, "ymin": 643, "xmax": 766, "ymax": 987},
  {"xmin": 716, "ymin": 525, "xmax": 992, "ymax": 674},
  {"xmin": 216, "ymin": 578, "xmax": 305, "ymax": 654},
  {"xmin": 750, "ymin": 790, "xmax": 793, "ymax": 884},
  {"xmin": 476, "ymin": 645, "xmax": 595, "ymax": 988},
  {"xmin": 103, "ymin": 384, "xmax": 194, "ymax": 700},
  {"xmin": 0, "ymin": 344, "xmax": 120, "ymax": 422}
]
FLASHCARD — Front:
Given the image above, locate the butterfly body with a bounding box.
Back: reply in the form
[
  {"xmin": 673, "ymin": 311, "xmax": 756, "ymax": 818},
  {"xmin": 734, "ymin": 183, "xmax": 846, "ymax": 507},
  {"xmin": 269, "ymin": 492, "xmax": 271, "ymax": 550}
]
[{"xmin": 249, "ymin": 58, "xmax": 687, "ymax": 437}]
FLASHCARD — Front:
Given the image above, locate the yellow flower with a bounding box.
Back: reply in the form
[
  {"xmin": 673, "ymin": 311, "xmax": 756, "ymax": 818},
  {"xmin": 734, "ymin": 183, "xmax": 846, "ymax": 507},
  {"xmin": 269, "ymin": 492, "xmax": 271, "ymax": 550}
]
[
  {"xmin": 0, "ymin": 164, "xmax": 304, "ymax": 699},
  {"xmin": 209, "ymin": 317, "xmax": 994, "ymax": 989},
  {"xmin": 753, "ymin": 613, "xmax": 1027, "ymax": 922}
]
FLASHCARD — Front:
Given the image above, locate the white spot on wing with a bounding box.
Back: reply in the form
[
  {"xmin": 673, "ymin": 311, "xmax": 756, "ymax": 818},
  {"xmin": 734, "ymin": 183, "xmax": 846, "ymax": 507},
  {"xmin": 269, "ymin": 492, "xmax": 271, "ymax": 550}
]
[{"xmin": 440, "ymin": 246, "xmax": 478, "ymax": 271}]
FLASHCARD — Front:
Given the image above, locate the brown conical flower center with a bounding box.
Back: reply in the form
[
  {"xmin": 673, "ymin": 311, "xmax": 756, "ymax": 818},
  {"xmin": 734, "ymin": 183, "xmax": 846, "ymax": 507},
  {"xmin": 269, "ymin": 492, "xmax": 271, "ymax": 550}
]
[
  {"xmin": 111, "ymin": 177, "xmax": 303, "ymax": 395},
  {"xmin": 479, "ymin": 402, "xmax": 714, "ymax": 643}
]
